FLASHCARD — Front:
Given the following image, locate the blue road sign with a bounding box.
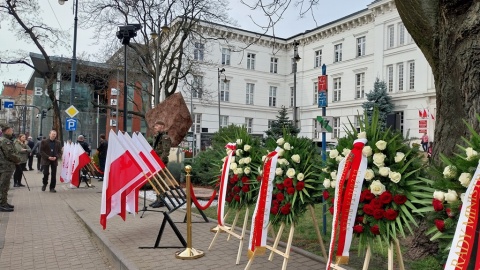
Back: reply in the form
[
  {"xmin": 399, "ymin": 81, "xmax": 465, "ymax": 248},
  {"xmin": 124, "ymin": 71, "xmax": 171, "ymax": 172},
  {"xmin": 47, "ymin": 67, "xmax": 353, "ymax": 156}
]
[
  {"xmin": 4, "ymin": 101, "xmax": 14, "ymax": 109},
  {"xmin": 66, "ymin": 118, "xmax": 77, "ymax": 131},
  {"xmin": 318, "ymin": 91, "xmax": 328, "ymax": 107}
]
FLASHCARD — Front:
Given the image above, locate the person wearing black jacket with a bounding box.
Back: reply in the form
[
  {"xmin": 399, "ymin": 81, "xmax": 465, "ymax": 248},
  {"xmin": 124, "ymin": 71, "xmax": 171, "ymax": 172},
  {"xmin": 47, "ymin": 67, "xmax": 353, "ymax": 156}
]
[
  {"xmin": 31, "ymin": 137, "xmax": 44, "ymax": 172},
  {"xmin": 77, "ymin": 135, "xmax": 91, "ymax": 156},
  {"xmin": 27, "ymin": 136, "xmax": 35, "ymax": 170},
  {"xmin": 39, "ymin": 130, "xmax": 62, "ymax": 192}
]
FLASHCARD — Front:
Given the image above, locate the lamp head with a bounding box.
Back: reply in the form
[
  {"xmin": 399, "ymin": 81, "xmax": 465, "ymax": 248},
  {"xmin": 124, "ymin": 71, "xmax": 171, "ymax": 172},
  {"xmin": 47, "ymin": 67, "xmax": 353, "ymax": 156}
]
[{"xmin": 58, "ymin": 0, "xmax": 67, "ymax": 5}]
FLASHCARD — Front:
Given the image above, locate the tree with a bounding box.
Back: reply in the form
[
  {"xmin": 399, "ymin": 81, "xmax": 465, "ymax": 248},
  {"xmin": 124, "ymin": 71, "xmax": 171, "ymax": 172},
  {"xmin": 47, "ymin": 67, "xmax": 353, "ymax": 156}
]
[
  {"xmin": 265, "ymin": 106, "xmax": 300, "ymax": 139},
  {"xmin": 362, "ymin": 78, "xmax": 394, "ymax": 130}
]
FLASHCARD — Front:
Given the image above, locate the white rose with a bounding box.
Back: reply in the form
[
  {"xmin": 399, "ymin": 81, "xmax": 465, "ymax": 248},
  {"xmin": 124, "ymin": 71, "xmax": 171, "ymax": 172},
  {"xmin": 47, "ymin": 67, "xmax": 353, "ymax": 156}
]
[
  {"xmin": 379, "ymin": 167, "xmax": 390, "ymax": 177},
  {"xmin": 278, "ymin": 148, "xmax": 285, "ymax": 157},
  {"xmin": 370, "ymin": 180, "xmax": 386, "ymax": 195},
  {"xmin": 388, "ymin": 171, "xmax": 402, "ymax": 183},
  {"xmin": 243, "ymin": 144, "xmax": 251, "ymax": 152},
  {"xmin": 244, "ymin": 167, "xmax": 251, "ymax": 175},
  {"xmin": 335, "ymin": 155, "xmax": 344, "ymax": 162},
  {"xmin": 235, "ymin": 167, "xmax": 243, "ymax": 175},
  {"xmin": 236, "ymin": 139, "xmax": 243, "ymax": 145},
  {"xmin": 362, "ymin": 146, "xmax": 373, "ymax": 157},
  {"xmin": 375, "ymin": 140, "xmax": 387, "ymax": 150},
  {"xmin": 277, "ymin": 158, "xmax": 285, "ymax": 165},
  {"xmin": 330, "ymin": 181, "xmax": 337, "ymax": 188},
  {"xmin": 394, "ymin": 152, "xmax": 405, "ymax": 163},
  {"xmin": 297, "ymin": 173, "xmax": 305, "ymax": 181},
  {"xmin": 330, "ymin": 171, "xmax": 337, "ymax": 180},
  {"xmin": 357, "ymin": 132, "xmax": 367, "ymax": 139},
  {"xmin": 466, "ymin": 147, "xmax": 478, "ymax": 160},
  {"xmin": 262, "ymin": 155, "xmax": 267, "ymax": 162},
  {"xmin": 286, "ymin": 168, "xmax": 296, "ymax": 178},
  {"xmin": 373, "ymin": 153, "xmax": 386, "ymax": 167},
  {"xmin": 257, "ymin": 166, "xmax": 262, "ymax": 174},
  {"xmin": 459, "ymin": 173, "xmax": 472, "ymax": 188},
  {"xmin": 444, "ymin": 189, "xmax": 458, "ymax": 203},
  {"xmin": 364, "ymin": 169, "xmax": 375, "ymax": 181},
  {"xmin": 329, "ymin": 149, "xmax": 339, "ymax": 159},
  {"xmin": 323, "ymin": 179, "xmax": 331, "ymax": 189},
  {"xmin": 226, "ymin": 148, "xmax": 233, "ymax": 155},
  {"xmin": 291, "ymin": 154, "xmax": 301, "ymax": 163},
  {"xmin": 275, "ymin": 168, "xmax": 283, "ymax": 176},
  {"xmin": 236, "ymin": 149, "xmax": 243, "ymax": 156},
  {"xmin": 230, "ymin": 163, "xmax": 238, "ymax": 170},
  {"xmin": 342, "ymin": 148, "xmax": 351, "ymax": 157},
  {"xmin": 443, "ymin": 165, "xmax": 457, "ymax": 179},
  {"xmin": 276, "ymin": 138, "xmax": 285, "ymax": 145},
  {"xmin": 433, "ymin": 190, "xmax": 445, "ymax": 201},
  {"xmin": 460, "ymin": 193, "xmax": 466, "ymax": 203},
  {"xmin": 222, "ymin": 156, "xmax": 226, "ymax": 162},
  {"xmin": 239, "ymin": 158, "xmax": 245, "ymax": 165},
  {"xmin": 284, "ymin": 142, "xmax": 292, "ymax": 150},
  {"xmin": 322, "ymin": 167, "xmax": 329, "ymax": 173}
]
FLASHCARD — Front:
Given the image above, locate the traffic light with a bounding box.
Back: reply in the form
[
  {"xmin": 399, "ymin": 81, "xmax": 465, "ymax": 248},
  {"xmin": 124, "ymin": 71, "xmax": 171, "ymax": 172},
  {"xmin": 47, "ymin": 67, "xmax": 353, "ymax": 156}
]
[{"xmin": 41, "ymin": 110, "xmax": 47, "ymax": 119}]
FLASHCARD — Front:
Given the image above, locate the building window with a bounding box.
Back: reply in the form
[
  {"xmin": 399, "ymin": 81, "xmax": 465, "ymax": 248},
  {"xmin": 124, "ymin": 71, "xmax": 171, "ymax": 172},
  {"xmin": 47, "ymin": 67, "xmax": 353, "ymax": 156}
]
[
  {"xmin": 190, "ymin": 113, "xmax": 202, "ymax": 133},
  {"xmin": 387, "ymin": 65, "xmax": 394, "ymax": 92},
  {"xmin": 246, "ymin": 83, "xmax": 254, "ymax": 105},
  {"xmin": 333, "ymin": 117, "xmax": 340, "ymax": 139},
  {"xmin": 313, "ymin": 82, "xmax": 318, "ymax": 105},
  {"xmin": 222, "ymin": 48, "xmax": 231, "ymax": 65},
  {"xmin": 268, "ymin": 119, "xmax": 275, "ymax": 129},
  {"xmin": 220, "ymin": 115, "xmax": 229, "ymax": 128},
  {"xmin": 387, "ymin": 25, "xmax": 395, "ymax": 48},
  {"xmin": 192, "ymin": 75, "xmax": 203, "ymax": 98},
  {"xmin": 269, "ymin": 86, "xmax": 277, "ymax": 107},
  {"xmin": 355, "ymin": 73, "xmax": 365, "ymax": 99},
  {"xmin": 333, "ymin": 77, "xmax": 341, "ymax": 102},
  {"xmin": 397, "ymin": 63, "xmax": 404, "ymax": 91},
  {"xmin": 398, "ymin": 23, "xmax": 405, "ymax": 46},
  {"xmin": 357, "ymin": 36, "xmax": 366, "ymax": 57},
  {"xmin": 353, "ymin": 115, "xmax": 363, "ymax": 132},
  {"xmin": 334, "ymin": 44, "xmax": 342, "ymax": 62},
  {"xmin": 247, "ymin": 53, "xmax": 256, "ymax": 70},
  {"xmin": 408, "ymin": 61, "xmax": 415, "ymax": 90},
  {"xmin": 313, "ymin": 119, "xmax": 320, "ymax": 139},
  {"xmin": 220, "ymin": 80, "xmax": 230, "ymax": 102},
  {"xmin": 194, "ymin": 42, "xmax": 204, "ymax": 61},
  {"xmin": 314, "ymin": 50, "xmax": 322, "ymax": 68},
  {"xmin": 270, "ymin": 57, "xmax": 278, "ymax": 73},
  {"xmin": 290, "ymin": 87, "xmax": 294, "ymax": 107},
  {"xmin": 245, "ymin": 118, "xmax": 253, "ymax": 133}
]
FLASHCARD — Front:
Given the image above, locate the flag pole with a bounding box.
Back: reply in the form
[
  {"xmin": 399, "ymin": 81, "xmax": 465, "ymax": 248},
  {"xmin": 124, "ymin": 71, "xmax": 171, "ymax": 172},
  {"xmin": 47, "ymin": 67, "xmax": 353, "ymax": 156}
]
[{"xmin": 175, "ymin": 165, "xmax": 204, "ymax": 259}]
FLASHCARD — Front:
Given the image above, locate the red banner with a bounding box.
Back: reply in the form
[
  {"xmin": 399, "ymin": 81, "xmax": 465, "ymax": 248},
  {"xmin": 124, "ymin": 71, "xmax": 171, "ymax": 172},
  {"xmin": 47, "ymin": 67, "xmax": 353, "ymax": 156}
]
[{"xmin": 318, "ymin": 75, "xmax": 328, "ymax": 91}]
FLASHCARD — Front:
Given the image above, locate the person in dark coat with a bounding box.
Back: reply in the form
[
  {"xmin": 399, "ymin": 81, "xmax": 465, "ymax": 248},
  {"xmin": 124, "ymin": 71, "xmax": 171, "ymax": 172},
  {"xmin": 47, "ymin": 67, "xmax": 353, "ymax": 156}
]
[
  {"xmin": 77, "ymin": 135, "xmax": 91, "ymax": 156},
  {"xmin": 27, "ymin": 136, "xmax": 35, "ymax": 170},
  {"xmin": 39, "ymin": 130, "xmax": 62, "ymax": 192},
  {"xmin": 31, "ymin": 137, "xmax": 44, "ymax": 172}
]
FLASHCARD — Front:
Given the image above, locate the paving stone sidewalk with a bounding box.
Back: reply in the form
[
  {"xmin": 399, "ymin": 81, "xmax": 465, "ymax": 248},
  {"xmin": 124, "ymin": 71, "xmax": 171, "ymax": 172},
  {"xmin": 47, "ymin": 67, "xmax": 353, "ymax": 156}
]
[{"xmin": 0, "ymin": 165, "xmax": 330, "ymax": 270}]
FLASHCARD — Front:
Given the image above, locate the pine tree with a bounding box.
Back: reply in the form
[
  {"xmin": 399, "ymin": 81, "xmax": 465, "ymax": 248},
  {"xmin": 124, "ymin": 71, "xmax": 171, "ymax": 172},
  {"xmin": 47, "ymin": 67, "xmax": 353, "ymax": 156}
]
[
  {"xmin": 362, "ymin": 78, "xmax": 394, "ymax": 129},
  {"xmin": 265, "ymin": 106, "xmax": 300, "ymax": 139}
]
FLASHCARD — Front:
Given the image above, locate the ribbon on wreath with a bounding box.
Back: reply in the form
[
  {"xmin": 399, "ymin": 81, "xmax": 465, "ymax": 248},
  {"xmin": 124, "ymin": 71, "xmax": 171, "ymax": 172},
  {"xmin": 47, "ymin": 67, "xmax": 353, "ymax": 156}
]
[
  {"xmin": 247, "ymin": 147, "xmax": 281, "ymax": 259},
  {"xmin": 445, "ymin": 163, "xmax": 480, "ymax": 270},
  {"xmin": 327, "ymin": 138, "xmax": 368, "ymax": 269},
  {"xmin": 217, "ymin": 143, "xmax": 236, "ymax": 226}
]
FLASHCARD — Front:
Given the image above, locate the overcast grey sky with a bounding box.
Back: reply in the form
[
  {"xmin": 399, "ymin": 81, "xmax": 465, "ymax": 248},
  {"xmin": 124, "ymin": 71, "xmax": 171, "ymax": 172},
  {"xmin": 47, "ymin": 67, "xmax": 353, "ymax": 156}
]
[{"xmin": 0, "ymin": 0, "xmax": 372, "ymax": 86}]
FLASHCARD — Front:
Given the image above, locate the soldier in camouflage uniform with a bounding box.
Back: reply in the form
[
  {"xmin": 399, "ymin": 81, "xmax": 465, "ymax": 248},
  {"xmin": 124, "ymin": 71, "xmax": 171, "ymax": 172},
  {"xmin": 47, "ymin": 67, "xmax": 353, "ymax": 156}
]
[
  {"xmin": 0, "ymin": 125, "xmax": 21, "ymax": 212},
  {"xmin": 150, "ymin": 120, "xmax": 171, "ymax": 208}
]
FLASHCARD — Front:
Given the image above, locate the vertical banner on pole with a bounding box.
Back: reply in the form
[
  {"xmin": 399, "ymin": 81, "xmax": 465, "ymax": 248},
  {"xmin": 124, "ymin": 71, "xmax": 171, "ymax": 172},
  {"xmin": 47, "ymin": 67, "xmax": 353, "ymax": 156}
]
[{"xmin": 320, "ymin": 64, "xmax": 328, "ymax": 235}]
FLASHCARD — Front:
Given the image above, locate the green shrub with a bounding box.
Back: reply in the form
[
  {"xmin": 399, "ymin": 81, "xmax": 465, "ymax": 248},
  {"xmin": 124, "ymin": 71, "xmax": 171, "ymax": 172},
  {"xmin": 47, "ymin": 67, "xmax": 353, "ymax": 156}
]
[{"xmin": 186, "ymin": 149, "xmax": 221, "ymax": 186}]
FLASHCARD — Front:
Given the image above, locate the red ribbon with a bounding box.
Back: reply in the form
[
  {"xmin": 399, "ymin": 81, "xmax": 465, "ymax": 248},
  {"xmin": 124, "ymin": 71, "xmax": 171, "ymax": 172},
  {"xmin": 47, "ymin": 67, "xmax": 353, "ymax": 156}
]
[{"xmin": 189, "ymin": 185, "xmax": 217, "ymax": 211}]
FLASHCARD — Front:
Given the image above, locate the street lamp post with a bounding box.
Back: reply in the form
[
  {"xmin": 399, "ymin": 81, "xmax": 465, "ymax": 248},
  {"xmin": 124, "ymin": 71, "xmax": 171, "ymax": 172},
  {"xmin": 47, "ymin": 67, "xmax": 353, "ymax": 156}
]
[
  {"xmin": 217, "ymin": 68, "xmax": 225, "ymax": 131},
  {"xmin": 59, "ymin": 0, "xmax": 79, "ymax": 141},
  {"xmin": 292, "ymin": 40, "xmax": 301, "ymax": 129}
]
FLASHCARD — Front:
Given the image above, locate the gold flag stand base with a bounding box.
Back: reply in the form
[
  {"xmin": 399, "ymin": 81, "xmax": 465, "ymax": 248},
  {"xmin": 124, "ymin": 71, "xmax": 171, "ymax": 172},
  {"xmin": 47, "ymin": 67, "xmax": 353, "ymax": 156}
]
[{"xmin": 175, "ymin": 247, "xmax": 205, "ymax": 260}]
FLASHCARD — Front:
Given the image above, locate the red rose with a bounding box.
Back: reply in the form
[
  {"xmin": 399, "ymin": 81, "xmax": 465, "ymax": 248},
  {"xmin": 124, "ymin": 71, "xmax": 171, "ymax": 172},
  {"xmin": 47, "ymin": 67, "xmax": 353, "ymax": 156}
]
[
  {"xmin": 353, "ymin": 225, "xmax": 364, "ymax": 234},
  {"xmin": 323, "ymin": 190, "xmax": 330, "ymax": 200},
  {"xmin": 276, "ymin": 183, "xmax": 285, "ymax": 190},
  {"xmin": 242, "ymin": 176, "xmax": 249, "ymax": 183},
  {"xmin": 373, "ymin": 209, "xmax": 385, "ymax": 220},
  {"xmin": 287, "ymin": 187, "xmax": 295, "ymax": 195},
  {"xmin": 384, "ymin": 209, "xmax": 398, "ymax": 220},
  {"xmin": 242, "ymin": 185, "xmax": 250, "ymax": 193},
  {"xmin": 393, "ymin": 194, "xmax": 407, "ymax": 205},
  {"xmin": 272, "ymin": 200, "xmax": 280, "ymax": 207},
  {"xmin": 432, "ymin": 199, "xmax": 444, "ymax": 212},
  {"xmin": 370, "ymin": 225, "xmax": 380, "ymax": 235},
  {"xmin": 257, "ymin": 175, "xmax": 262, "ymax": 181},
  {"xmin": 370, "ymin": 198, "xmax": 383, "ymax": 209},
  {"xmin": 232, "ymin": 174, "xmax": 239, "ymax": 182},
  {"xmin": 355, "ymin": 216, "xmax": 364, "ymax": 223},
  {"xmin": 284, "ymin": 178, "xmax": 293, "ymax": 188},
  {"xmin": 379, "ymin": 191, "xmax": 393, "ymax": 204},
  {"xmin": 329, "ymin": 206, "xmax": 334, "ymax": 215},
  {"xmin": 233, "ymin": 186, "xmax": 241, "ymax": 193},
  {"xmin": 363, "ymin": 204, "xmax": 374, "ymax": 216},
  {"xmin": 296, "ymin": 182, "xmax": 305, "ymax": 191},
  {"xmin": 280, "ymin": 205, "xmax": 291, "ymax": 215},
  {"xmin": 234, "ymin": 195, "xmax": 240, "ymax": 202},
  {"xmin": 229, "ymin": 178, "xmax": 236, "ymax": 184},
  {"xmin": 270, "ymin": 207, "xmax": 279, "ymax": 214},
  {"xmin": 365, "ymin": 190, "xmax": 375, "ymax": 201},
  {"xmin": 284, "ymin": 203, "xmax": 292, "ymax": 209},
  {"xmin": 435, "ymin": 219, "xmax": 445, "ymax": 232},
  {"xmin": 226, "ymin": 196, "xmax": 233, "ymax": 202},
  {"xmin": 330, "ymin": 197, "xmax": 334, "ymax": 203},
  {"xmin": 446, "ymin": 208, "xmax": 455, "ymax": 218},
  {"xmin": 276, "ymin": 193, "xmax": 285, "ymax": 201}
]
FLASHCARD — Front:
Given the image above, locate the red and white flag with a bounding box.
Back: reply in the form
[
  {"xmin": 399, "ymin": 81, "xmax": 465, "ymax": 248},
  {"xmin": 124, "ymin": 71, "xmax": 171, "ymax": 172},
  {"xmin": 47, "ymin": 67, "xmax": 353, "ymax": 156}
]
[
  {"xmin": 70, "ymin": 143, "xmax": 91, "ymax": 187},
  {"xmin": 100, "ymin": 130, "xmax": 143, "ymax": 229},
  {"xmin": 135, "ymin": 132, "xmax": 167, "ymax": 169},
  {"xmin": 60, "ymin": 142, "xmax": 72, "ymax": 183},
  {"xmin": 217, "ymin": 143, "xmax": 236, "ymax": 227}
]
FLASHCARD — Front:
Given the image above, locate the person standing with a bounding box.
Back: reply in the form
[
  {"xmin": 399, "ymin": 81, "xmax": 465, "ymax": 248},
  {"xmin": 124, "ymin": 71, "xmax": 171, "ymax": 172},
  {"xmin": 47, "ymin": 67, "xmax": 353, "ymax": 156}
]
[
  {"xmin": 13, "ymin": 134, "xmax": 31, "ymax": 187},
  {"xmin": 96, "ymin": 134, "xmax": 108, "ymax": 173},
  {"xmin": 150, "ymin": 120, "xmax": 171, "ymax": 208},
  {"xmin": 0, "ymin": 125, "xmax": 21, "ymax": 211},
  {"xmin": 421, "ymin": 132, "xmax": 429, "ymax": 152},
  {"xmin": 77, "ymin": 135, "xmax": 91, "ymax": 156},
  {"xmin": 27, "ymin": 136, "xmax": 35, "ymax": 170},
  {"xmin": 31, "ymin": 136, "xmax": 44, "ymax": 172},
  {"xmin": 40, "ymin": 130, "xmax": 62, "ymax": 192}
]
